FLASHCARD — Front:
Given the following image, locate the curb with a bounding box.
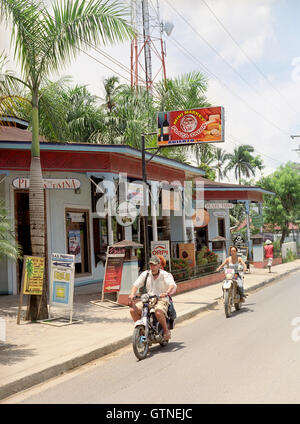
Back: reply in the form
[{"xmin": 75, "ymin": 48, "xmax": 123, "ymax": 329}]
[
  {"xmin": 0, "ymin": 336, "xmax": 131, "ymax": 401},
  {"xmin": 1, "ymin": 265, "xmax": 300, "ymax": 401}
]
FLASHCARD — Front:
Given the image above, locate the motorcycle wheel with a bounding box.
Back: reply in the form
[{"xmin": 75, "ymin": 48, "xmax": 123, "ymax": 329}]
[
  {"xmin": 132, "ymin": 325, "xmax": 149, "ymax": 360},
  {"xmin": 224, "ymin": 290, "xmax": 232, "ymax": 318}
]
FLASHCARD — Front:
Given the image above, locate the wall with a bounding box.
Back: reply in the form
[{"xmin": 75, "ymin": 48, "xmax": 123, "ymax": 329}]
[{"xmin": 282, "ymin": 241, "xmax": 297, "ymax": 259}]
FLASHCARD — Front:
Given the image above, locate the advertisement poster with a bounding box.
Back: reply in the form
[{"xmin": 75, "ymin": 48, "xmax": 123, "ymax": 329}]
[
  {"xmin": 127, "ymin": 182, "xmax": 144, "ymax": 206},
  {"xmin": 150, "ymin": 241, "xmax": 171, "ymax": 270},
  {"xmin": 179, "ymin": 243, "xmax": 196, "ymax": 268},
  {"xmin": 50, "ymin": 253, "xmax": 75, "ymax": 308},
  {"xmin": 22, "ymin": 256, "xmax": 45, "ymax": 295},
  {"xmin": 68, "ymin": 230, "xmax": 81, "ymax": 263},
  {"xmin": 157, "ymin": 106, "xmax": 224, "ymax": 147},
  {"xmin": 102, "ymin": 247, "xmax": 125, "ymax": 294}
]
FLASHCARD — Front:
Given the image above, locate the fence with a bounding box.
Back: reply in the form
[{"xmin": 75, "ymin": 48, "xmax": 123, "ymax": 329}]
[{"xmin": 171, "ymin": 261, "xmax": 219, "ymax": 283}]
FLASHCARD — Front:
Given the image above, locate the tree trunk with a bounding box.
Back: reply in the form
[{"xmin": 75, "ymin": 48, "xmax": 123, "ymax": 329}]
[
  {"xmin": 27, "ymin": 98, "xmax": 48, "ymax": 320},
  {"xmin": 280, "ymin": 225, "xmax": 288, "ymax": 247}
]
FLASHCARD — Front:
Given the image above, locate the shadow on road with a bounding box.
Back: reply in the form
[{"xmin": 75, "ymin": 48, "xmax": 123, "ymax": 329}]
[{"xmin": 147, "ymin": 341, "xmax": 185, "ymax": 357}]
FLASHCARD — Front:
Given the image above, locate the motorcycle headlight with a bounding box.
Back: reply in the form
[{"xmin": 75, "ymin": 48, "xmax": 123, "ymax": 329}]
[{"xmin": 141, "ymin": 293, "xmax": 149, "ymax": 303}]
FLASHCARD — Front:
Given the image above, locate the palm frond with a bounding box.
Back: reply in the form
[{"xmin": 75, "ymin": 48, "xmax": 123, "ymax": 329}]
[{"xmin": 41, "ymin": 0, "xmax": 133, "ymax": 77}]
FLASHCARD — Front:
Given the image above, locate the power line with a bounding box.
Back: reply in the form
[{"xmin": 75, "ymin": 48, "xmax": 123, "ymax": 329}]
[
  {"xmin": 165, "ymin": 0, "xmax": 292, "ymax": 138},
  {"xmin": 167, "ymin": 34, "xmax": 291, "ymax": 138},
  {"xmin": 199, "ymin": 0, "xmax": 300, "ymax": 117}
]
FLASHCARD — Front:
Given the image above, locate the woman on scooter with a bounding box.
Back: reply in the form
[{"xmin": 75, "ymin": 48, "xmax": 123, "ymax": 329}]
[{"xmin": 216, "ymin": 246, "xmax": 247, "ymax": 302}]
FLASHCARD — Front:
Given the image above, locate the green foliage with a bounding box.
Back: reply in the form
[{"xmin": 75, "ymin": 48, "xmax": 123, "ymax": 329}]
[
  {"xmin": 283, "ymin": 248, "xmax": 297, "ymax": 263},
  {"xmin": 196, "ymin": 246, "xmax": 218, "ymax": 265},
  {"xmin": 0, "ymin": 199, "xmax": 22, "ymax": 261},
  {"xmin": 225, "ymin": 145, "xmax": 264, "ymax": 184},
  {"xmin": 259, "ymin": 162, "xmax": 300, "ymax": 244}
]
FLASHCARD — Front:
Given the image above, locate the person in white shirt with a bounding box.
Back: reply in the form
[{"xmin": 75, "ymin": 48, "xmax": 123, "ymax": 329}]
[{"xmin": 128, "ymin": 255, "xmax": 177, "ymax": 341}]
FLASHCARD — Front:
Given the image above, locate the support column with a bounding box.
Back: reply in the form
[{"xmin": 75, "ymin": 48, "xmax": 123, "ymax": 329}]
[
  {"xmin": 107, "ymin": 197, "xmax": 114, "ymax": 246},
  {"xmin": 151, "ymin": 181, "xmax": 159, "ymax": 242},
  {"xmin": 245, "ymin": 200, "xmax": 252, "ymax": 260}
]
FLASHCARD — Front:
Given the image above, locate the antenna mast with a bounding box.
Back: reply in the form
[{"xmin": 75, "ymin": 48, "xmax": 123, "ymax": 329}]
[{"xmin": 130, "ymin": 0, "xmax": 168, "ymax": 92}]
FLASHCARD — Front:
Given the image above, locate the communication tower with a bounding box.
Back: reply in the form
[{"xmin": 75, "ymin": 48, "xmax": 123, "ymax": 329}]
[{"xmin": 130, "ymin": 0, "xmax": 174, "ymax": 91}]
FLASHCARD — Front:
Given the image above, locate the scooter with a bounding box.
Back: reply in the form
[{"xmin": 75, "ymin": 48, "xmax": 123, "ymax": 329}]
[
  {"xmin": 222, "ymin": 266, "xmax": 244, "ymax": 318},
  {"xmin": 131, "ymin": 294, "xmax": 175, "ymax": 360}
]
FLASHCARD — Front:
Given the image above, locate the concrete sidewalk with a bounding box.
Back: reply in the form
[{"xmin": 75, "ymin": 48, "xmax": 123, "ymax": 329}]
[{"xmin": 1, "ymin": 260, "xmax": 300, "ymax": 401}]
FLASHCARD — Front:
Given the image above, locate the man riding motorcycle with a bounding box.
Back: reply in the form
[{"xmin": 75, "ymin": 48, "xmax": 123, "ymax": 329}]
[
  {"xmin": 216, "ymin": 246, "xmax": 247, "ymax": 302},
  {"xmin": 128, "ymin": 255, "xmax": 177, "ymax": 341}
]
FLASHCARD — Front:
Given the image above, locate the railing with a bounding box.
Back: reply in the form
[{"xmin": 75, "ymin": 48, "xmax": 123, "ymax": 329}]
[{"xmin": 171, "ymin": 261, "xmax": 220, "ymax": 283}]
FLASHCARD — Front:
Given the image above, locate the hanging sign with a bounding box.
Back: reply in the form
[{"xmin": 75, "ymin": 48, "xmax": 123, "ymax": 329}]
[{"xmin": 157, "ymin": 106, "xmax": 224, "ymax": 147}]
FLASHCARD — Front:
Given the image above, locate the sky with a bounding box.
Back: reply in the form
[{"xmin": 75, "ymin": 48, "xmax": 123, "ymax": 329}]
[{"xmin": 1, "ymin": 0, "xmax": 300, "ymax": 182}]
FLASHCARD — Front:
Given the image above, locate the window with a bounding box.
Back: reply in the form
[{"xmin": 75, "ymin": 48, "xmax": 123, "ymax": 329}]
[{"xmin": 66, "ymin": 209, "xmax": 91, "ymax": 275}]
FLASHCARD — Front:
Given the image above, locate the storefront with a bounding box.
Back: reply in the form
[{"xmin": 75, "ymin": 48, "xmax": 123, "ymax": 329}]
[{"xmin": 0, "ymin": 124, "xmax": 207, "ymax": 294}]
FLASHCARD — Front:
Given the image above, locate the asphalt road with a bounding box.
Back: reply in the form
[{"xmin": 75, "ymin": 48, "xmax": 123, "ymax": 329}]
[{"xmin": 4, "ymin": 271, "xmax": 300, "ymax": 404}]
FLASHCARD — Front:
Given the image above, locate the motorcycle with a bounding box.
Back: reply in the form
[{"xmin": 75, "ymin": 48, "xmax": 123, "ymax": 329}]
[
  {"xmin": 221, "ymin": 266, "xmax": 244, "ymax": 318},
  {"xmin": 131, "ymin": 294, "xmax": 175, "ymax": 360}
]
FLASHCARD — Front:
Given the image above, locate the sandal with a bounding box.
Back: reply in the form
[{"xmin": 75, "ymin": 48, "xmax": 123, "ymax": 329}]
[{"xmin": 164, "ymin": 331, "xmax": 171, "ymax": 341}]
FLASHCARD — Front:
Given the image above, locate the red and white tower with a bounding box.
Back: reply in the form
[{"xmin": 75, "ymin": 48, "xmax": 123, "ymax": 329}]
[{"xmin": 130, "ymin": 0, "xmax": 173, "ymax": 91}]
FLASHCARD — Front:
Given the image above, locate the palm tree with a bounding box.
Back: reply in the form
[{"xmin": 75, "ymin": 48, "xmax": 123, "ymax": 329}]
[
  {"xmin": 0, "ymin": 0, "xmax": 132, "ymax": 320},
  {"xmin": 0, "ymin": 199, "xmax": 21, "ymax": 261},
  {"xmin": 213, "ymin": 147, "xmax": 229, "ymax": 182},
  {"xmin": 225, "ymin": 145, "xmax": 257, "ymax": 184}
]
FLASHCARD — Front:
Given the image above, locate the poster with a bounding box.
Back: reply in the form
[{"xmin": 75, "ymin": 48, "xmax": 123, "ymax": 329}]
[
  {"xmin": 127, "ymin": 182, "xmax": 144, "ymax": 206},
  {"xmin": 179, "ymin": 243, "xmax": 196, "ymax": 268},
  {"xmin": 157, "ymin": 106, "xmax": 224, "ymax": 147},
  {"xmin": 68, "ymin": 230, "xmax": 81, "ymax": 263},
  {"xmin": 102, "ymin": 247, "xmax": 125, "ymax": 294},
  {"xmin": 22, "ymin": 256, "xmax": 45, "ymax": 295}
]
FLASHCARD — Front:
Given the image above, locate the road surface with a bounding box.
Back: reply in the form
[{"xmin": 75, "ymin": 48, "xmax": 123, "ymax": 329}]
[{"xmin": 3, "ymin": 271, "xmax": 300, "ymax": 404}]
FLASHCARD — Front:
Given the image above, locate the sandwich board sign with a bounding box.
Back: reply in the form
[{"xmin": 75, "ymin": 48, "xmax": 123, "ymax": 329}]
[{"xmin": 42, "ymin": 253, "xmax": 81, "ymax": 326}]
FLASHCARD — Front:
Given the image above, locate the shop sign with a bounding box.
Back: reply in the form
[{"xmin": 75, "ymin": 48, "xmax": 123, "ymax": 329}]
[
  {"xmin": 151, "ymin": 241, "xmax": 171, "ymax": 270},
  {"xmin": 205, "ymin": 203, "xmax": 234, "ymax": 209},
  {"xmin": 213, "ymin": 211, "xmax": 227, "ymax": 218},
  {"xmin": 157, "ymin": 106, "xmax": 224, "ymax": 147},
  {"xmin": 12, "ymin": 177, "xmax": 80, "ymax": 189}
]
